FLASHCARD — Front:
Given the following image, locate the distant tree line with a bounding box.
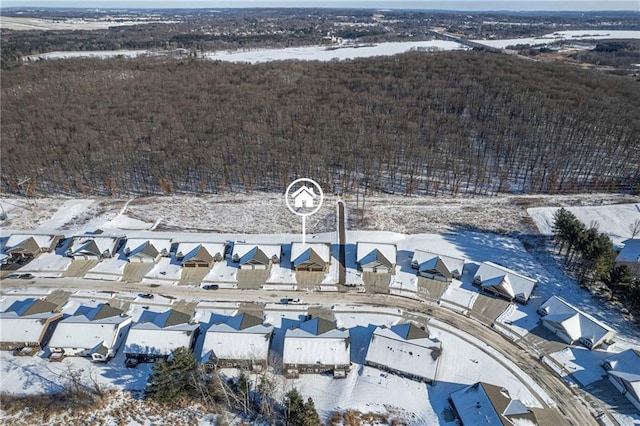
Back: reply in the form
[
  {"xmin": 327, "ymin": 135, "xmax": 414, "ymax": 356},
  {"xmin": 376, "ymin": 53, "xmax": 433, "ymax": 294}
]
[
  {"xmin": 552, "ymin": 208, "xmax": 640, "ymax": 315},
  {"xmin": 1, "ymin": 51, "xmax": 639, "ymax": 197}
]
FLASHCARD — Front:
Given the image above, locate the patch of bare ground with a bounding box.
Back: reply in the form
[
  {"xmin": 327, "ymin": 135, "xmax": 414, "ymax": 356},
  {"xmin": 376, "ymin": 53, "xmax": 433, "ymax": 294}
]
[
  {"xmin": 2, "ymin": 192, "xmax": 637, "ymax": 235},
  {"xmin": 329, "ymin": 409, "xmax": 392, "ymax": 426},
  {"xmin": 0, "ymin": 198, "xmax": 66, "ymax": 230},
  {"xmin": 346, "ymin": 193, "xmax": 639, "ymax": 234},
  {"xmin": 0, "ymin": 389, "xmax": 216, "ymax": 426}
]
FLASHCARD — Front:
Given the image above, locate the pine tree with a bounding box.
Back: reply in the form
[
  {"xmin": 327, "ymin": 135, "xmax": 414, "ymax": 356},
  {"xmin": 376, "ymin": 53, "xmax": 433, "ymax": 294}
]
[
  {"xmin": 302, "ymin": 397, "xmax": 322, "ymax": 426},
  {"xmin": 284, "ymin": 388, "xmax": 305, "ymax": 426},
  {"xmin": 145, "ymin": 347, "xmax": 197, "ymax": 403}
]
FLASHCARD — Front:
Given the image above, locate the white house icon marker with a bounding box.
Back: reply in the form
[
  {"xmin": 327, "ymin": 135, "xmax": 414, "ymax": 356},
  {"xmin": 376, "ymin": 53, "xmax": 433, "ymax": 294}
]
[{"xmin": 291, "ymin": 185, "xmax": 317, "ymax": 208}]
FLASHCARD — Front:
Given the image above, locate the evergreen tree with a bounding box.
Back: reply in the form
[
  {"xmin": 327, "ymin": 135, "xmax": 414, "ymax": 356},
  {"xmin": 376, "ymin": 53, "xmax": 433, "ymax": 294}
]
[
  {"xmin": 302, "ymin": 397, "xmax": 322, "ymax": 426},
  {"xmin": 146, "ymin": 347, "xmax": 197, "ymax": 403},
  {"xmin": 284, "ymin": 388, "xmax": 305, "ymax": 426}
]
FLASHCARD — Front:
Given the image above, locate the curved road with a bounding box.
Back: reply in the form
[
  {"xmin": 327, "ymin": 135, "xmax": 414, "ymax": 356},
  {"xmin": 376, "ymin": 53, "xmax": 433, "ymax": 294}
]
[{"xmin": 2, "ymin": 277, "xmax": 599, "ymax": 425}]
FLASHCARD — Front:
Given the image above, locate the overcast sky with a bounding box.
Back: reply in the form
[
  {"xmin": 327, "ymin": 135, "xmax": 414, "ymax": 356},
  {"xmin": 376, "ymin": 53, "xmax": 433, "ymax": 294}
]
[{"xmin": 1, "ymin": 1, "xmax": 638, "ymax": 11}]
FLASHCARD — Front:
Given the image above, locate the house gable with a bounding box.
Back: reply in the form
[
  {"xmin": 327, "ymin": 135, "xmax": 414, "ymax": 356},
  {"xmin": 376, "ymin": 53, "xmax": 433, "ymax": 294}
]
[
  {"xmin": 538, "ymin": 296, "xmax": 615, "ymax": 349},
  {"xmin": 473, "ymin": 262, "xmax": 536, "ymax": 303},
  {"xmin": 365, "ymin": 323, "xmax": 441, "ymax": 383},
  {"xmin": 450, "ymin": 382, "xmax": 538, "ymax": 426}
]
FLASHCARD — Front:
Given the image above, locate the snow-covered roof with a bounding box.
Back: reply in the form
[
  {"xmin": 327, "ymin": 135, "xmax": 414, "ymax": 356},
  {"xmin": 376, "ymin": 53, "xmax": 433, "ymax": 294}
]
[
  {"xmin": 48, "ymin": 304, "xmax": 131, "ymax": 351},
  {"xmin": 605, "ymin": 349, "xmax": 640, "ymax": 385},
  {"xmin": 232, "ymin": 243, "xmax": 281, "ymax": 264},
  {"xmin": 0, "ymin": 299, "xmax": 62, "ymax": 345},
  {"xmin": 283, "ymin": 317, "xmax": 350, "ymax": 366},
  {"xmin": 365, "ymin": 323, "xmax": 441, "ymax": 382},
  {"xmin": 176, "ymin": 242, "xmax": 225, "ymax": 260},
  {"xmin": 290, "ymin": 243, "xmax": 331, "ymax": 266},
  {"xmin": 475, "ymin": 261, "xmax": 536, "ymax": 301},
  {"xmin": 5, "ymin": 233, "xmax": 62, "ymax": 253},
  {"xmin": 124, "ymin": 238, "xmax": 172, "ymax": 258},
  {"xmin": 412, "ymin": 250, "xmax": 464, "ymax": 275},
  {"xmin": 356, "ymin": 242, "xmax": 396, "ymax": 268},
  {"xmin": 124, "ymin": 310, "xmax": 197, "ymax": 357},
  {"xmin": 201, "ymin": 313, "xmax": 273, "ymax": 362},
  {"xmin": 450, "ymin": 382, "xmax": 537, "ymax": 426},
  {"xmin": 539, "ymin": 296, "xmax": 615, "ymax": 346},
  {"xmin": 616, "ymin": 239, "xmax": 640, "ymax": 263},
  {"xmin": 68, "ymin": 234, "xmax": 122, "ymax": 257}
]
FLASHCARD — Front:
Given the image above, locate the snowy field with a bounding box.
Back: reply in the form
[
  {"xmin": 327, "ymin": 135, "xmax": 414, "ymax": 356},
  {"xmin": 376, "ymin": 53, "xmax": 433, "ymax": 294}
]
[
  {"xmin": 19, "ymin": 29, "xmax": 640, "ymax": 64},
  {"xmin": 2, "ymin": 193, "xmax": 636, "ymax": 236},
  {"xmin": 23, "ymin": 40, "xmax": 466, "ymax": 63},
  {"xmin": 528, "ymin": 203, "xmax": 640, "ymax": 247},
  {"xmin": 472, "ymin": 30, "xmax": 640, "ymax": 49},
  {"xmin": 0, "ymin": 16, "xmax": 174, "ymax": 31}
]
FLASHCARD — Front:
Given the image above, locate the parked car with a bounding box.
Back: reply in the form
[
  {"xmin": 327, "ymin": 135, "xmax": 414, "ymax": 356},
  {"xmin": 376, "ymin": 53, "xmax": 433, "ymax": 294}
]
[
  {"xmin": 138, "ymin": 293, "xmax": 154, "ymax": 299},
  {"xmin": 5, "ymin": 273, "xmax": 20, "ymax": 279},
  {"xmin": 19, "ymin": 273, "xmax": 34, "ymax": 279},
  {"xmin": 280, "ymin": 297, "xmax": 302, "ymax": 305},
  {"xmin": 125, "ymin": 358, "xmax": 139, "ymax": 368},
  {"xmin": 202, "ymin": 284, "xmax": 219, "ymax": 290}
]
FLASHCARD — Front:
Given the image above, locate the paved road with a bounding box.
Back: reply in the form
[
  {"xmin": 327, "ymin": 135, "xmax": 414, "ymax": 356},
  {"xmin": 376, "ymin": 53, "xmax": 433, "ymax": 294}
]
[
  {"xmin": 1, "ymin": 277, "xmax": 599, "ymax": 425},
  {"xmin": 337, "ymin": 200, "xmax": 346, "ymax": 285}
]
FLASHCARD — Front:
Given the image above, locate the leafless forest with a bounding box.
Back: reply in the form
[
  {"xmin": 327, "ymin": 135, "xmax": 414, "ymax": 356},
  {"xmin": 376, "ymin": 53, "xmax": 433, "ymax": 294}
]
[{"xmin": 1, "ymin": 51, "xmax": 639, "ymax": 197}]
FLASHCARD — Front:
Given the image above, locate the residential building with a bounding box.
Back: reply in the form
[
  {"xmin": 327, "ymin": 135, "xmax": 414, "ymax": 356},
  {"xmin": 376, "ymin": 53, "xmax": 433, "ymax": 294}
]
[
  {"xmin": 201, "ymin": 313, "xmax": 273, "ymax": 371},
  {"xmin": 356, "ymin": 242, "xmax": 396, "ymax": 273},
  {"xmin": 603, "ymin": 349, "xmax": 640, "ymax": 411},
  {"xmin": 48, "ymin": 303, "xmax": 132, "ymax": 361},
  {"xmin": 449, "ymin": 382, "xmax": 539, "ymax": 425},
  {"xmin": 232, "ymin": 243, "xmax": 281, "ymax": 270},
  {"xmin": 365, "ymin": 323, "xmax": 441, "ymax": 383},
  {"xmin": 411, "ymin": 249, "xmax": 464, "ymax": 282},
  {"xmin": 175, "ymin": 242, "xmax": 225, "ymax": 268},
  {"xmin": 290, "ymin": 243, "xmax": 331, "ymax": 272},
  {"xmin": 283, "ymin": 317, "xmax": 350, "ymax": 378},
  {"xmin": 473, "ymin": 262, "xmax": 536, "ymax": 304},
  {"xmin": 66, "ymin": 234, "xmax": 125, "ymax": 260},
  {"xmin": 616, "ymin": 239, "xmax": 640, "ymax": 278},
  {"xmin": 123, "ymin": 309, "xmax": 198, "ymax": 362},
  {"xmin": 123, "ymin": 238, "xmax": 171, "ymax": 263},
  {"xmin": 4, "ymin": 233, "xmax": 64, "ymax": 261},
  {"xmin": 0, "ymin": 298, "xmax": 62, "ymax": 352},
  {"xmin": 537, "ymin": 295, "xmax": 616, "ymax": 349}
]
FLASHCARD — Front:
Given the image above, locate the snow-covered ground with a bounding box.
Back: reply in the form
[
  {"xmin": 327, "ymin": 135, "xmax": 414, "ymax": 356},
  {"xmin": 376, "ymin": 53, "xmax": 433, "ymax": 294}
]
[
  {"xmin": 23, "ymin": 40, "xmax": 467, "ymax": 63},
  {"xmin": 2, "ymin": 194, "xmax": 640, "ymax": 424},
  {"xmin": 0, "ymin": 305, "xmax": 547, "ymax": 425},
  {"xmin": 19, "ymin": 29, "xmax": 640, "ymax": 64},
  {"xmin": 472, "ymin": 30, "xmax": 640, "ymax": 49},
  {"xmin": 0, "ymin": 16, "xmax": 173, "ymax": 31},
  {"xmin": 528, "ymin": 203, "xmax": 640, "ymax": 247},
  {"xmin": 201, "ymin": 40, "xmax": 466, "ymax": 63}
]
